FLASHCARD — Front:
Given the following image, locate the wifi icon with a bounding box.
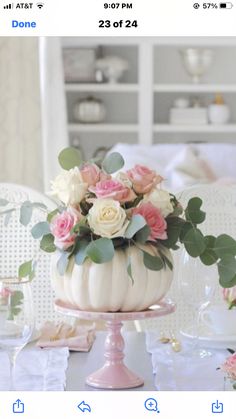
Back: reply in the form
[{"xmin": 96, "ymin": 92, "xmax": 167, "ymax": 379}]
[{"xmin": 37, "ymin": 2, "xmax": 44, "ymax": 8}]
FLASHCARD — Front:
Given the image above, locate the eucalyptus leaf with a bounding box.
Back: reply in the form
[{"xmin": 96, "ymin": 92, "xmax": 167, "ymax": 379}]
[
  {"xmin": 218, "ymin": 255, "xmax": 236, "ymax": 285},
  {"xmin": 159, "ymin": 251, "xmax": 173, "ymax": 271},
  {"xmin": 200, "ymin": 235, "xmax": 218, "ymax": 266},
  {"xmin": 142, "ymin": 250, "xmax": 164, "ymax": 271},
  {"xmin": 4, "ymin": 209, "xmax": 15, "ymax": 226},
  {"xmin": 18, "ymin": 260, "xmax": 33, "ymax": 278},
  {"xmin": 127, "ymin": 256, "xmax": 134, "ymax": 284},
  {"xmin": 179, "ymin": 222, "xmax": 193, "ymax": 242},
  {"xmin": 214, "ymin": 234, "xmax": 236, "ymax": 258},
  {"xmin": 183, "ymin": 228, "xmax": 206, "ymax": 257},
  {"xmin": 0, "ymin": 198, "xmax": 9, "ymax": 206},
  {"xmin": 219, "ymin": 273, "xmax": 236, "ymax": 288},
  {"xmin": 75, "ymin": 239, "xmax": 89, "ymax": 265},
  {"xmin": 185, "ymin": 197, "xmax": 206, "ymax": 224},
  {"xmin": 124, "ymin": 215, "xmax": 146, "ymax": 239},
  {"xmin": 58, "ymin": 147, "xmax": 82, "ymax": 170},
  {"xmin": 40, "ymin": 234, "xmax": 56, "ymax": 253},
  {"xmin": 31, "ymin": 222, "xmax": 51, "ymax": 239},
  {"xmin": 47, "ymin": 209, "xmax": 59, "ymax": 223},
  {"xmin": 102, "ymin": 152, "xmax": 124, "ymax": 174},
  {"xmin": 32, "ymin": 202, "xmax": 48, "ymax": 211},
  {"xmin": 161, "ymin": 217, "xmax": 184, "ymax": 249},
  {"xmin": 86, "ymin": 238, "xmax": 114, "ymax": 264},
  {"xmin": 4, "ymin": 213, "xmax": 12, "ymax": 227},
  {"xmin": 20, "ymin": 201, "xmax": 33, "ymax": 226},
  {"xmin": 135, "ymin": 224, "xmax": 151, "ymax": 244},
  {"xmin": 57, "ymin": 252, "xmax": 70, "ymax": 276}
]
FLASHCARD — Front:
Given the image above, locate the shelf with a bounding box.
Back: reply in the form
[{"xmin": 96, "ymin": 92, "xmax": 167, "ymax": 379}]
[
  {"xmin": 65, "ymin": 83, "xmax": 139, "ymax": 93},
  {"xmin": 153, "ymin": 124, "xmax": 236, "ymax": 133},
  {"xmin": 68, "ymin": 123, "xmax": 139, "ymax": 133},
  {"xmin": 154, "ymin": 84, "xmax": 236, "ymax": 93}
]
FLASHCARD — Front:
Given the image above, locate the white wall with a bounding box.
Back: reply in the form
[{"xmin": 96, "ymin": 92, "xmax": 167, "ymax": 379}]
[{"xmin": 0, "ymin": 37, "xmax": 43, "ymax": 190}]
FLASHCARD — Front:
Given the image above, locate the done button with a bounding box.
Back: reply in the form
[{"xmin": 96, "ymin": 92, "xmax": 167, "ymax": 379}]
[{"xmin": 12, "ymin": 20, "xmax": 36, "ymax": 28}]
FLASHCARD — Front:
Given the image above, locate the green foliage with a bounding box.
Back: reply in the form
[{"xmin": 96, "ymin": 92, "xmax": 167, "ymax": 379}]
[
  {"xmin": 18, "ymin": 260, "xmax": 35, "ymax": 280},
  {"xmin": 161, "ymin": 217, "xmax": 184, "ymax": 249},
  {"xmin": 0, "ymin": 198, "xmax": 9, "ymax": 206},
  {"xmin": 126, "ymin": 256, "xmax": 134, "ymax": 283},
  {"xmin": 214, "ymin": 234, "xmax": 236, "ymax": 258},
  {"xmin": 74, "ymin": 239, "xmax": 89, "ymax": 265},
  {"xmin": 182, "ymin": 228, "xmax": 206, "ymax": 257},
  {"xmin": 58, "ymin": 147, "xmax": 82, "ymax": 170},
  {"xmin": 40, "ymin": 234, "xmax": 56, "ymax": 253},
  {"xmin": 185, "ymin": 197, "xmax": 206, "ymax": 224},
  {"xmin": 102, "ymin": 152, "xmax": 124, "ymax": 174},
  {"xmin": 200, "ymin": 236, "xmax": 218, "ymax": 266},
  {"xmin": 9, "ymin": 290, "xmax": 24, "ymax": 320},
  {"xmin": 57, "ymin": 252, "xmax": 70, "ymax": 276},
  {"xmin": 135, "ymin": 225, "xmax": 151, "ymax": 244},
  {"xmin": 47, "ymin": 209, "xmax": 59, "ymax": 223},
  {"xmin": 218, "ymin": 255, "xmax": 236, "ymax": 287},
  {"xmin": 124, "ymin": 215, "xmax": 146, "ymax": 239},
  {"xmin": 142, "ymin": 250, "xmax": 164, "ymax": 271},
  {"xmin": 31, "ymin": 222, "xmax": 50, "ymax": 239},
  {"xmin": 20, "ymin": 201, "xmax": 33, "ymax": 226},
  {"xmin": 86, "ymin": 238, "xmax": 115, "ymax": 264}
]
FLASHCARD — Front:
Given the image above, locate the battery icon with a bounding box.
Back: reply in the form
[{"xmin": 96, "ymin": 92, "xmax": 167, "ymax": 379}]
[{"xmin": 219, "ymin": 2, "xmax": 233, "ymax": 8}]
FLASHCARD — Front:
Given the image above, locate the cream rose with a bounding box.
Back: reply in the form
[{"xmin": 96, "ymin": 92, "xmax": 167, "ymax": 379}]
[
  {"xmin": 143, "ymin": 189, "xmax": 174, "ymax": 217},
  {"xmin": 88, "ymin": 199, "xmax": 129, "ymax": 238},
  {"xmin": 50, "ymin": 167, "xmax": 88, "ymax": 205}
]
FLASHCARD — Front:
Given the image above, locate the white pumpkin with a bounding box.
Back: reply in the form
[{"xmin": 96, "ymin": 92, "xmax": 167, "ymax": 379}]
[{"xmin": 51, "ymin": 245, "xmax": 173, "ymax": 312}]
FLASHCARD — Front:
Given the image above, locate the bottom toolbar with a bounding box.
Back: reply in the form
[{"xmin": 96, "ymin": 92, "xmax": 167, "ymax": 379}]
[{"xmin": 0, "ymin": 392, "xmax": 235, "ymax": 419}]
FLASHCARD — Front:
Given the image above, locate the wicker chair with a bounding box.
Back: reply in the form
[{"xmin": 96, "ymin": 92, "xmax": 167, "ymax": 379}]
[{"xmin": 0, "ymin": 183, "xmax": 59, "ymax": 327}]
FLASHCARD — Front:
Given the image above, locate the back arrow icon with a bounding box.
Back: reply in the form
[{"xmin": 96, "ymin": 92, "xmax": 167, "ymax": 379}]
[{"xmin": 78, "ymin": 401, "xmax": 91, "ymax": 413}]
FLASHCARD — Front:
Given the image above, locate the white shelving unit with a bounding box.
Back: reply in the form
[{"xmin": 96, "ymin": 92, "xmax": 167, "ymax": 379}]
[{"xmin": 40, "ymin": 37, "xmax": 236, "ymax": 190}]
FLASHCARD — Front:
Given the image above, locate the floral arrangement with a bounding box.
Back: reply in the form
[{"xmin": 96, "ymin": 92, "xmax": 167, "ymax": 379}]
[
  {"xmin": 223, "ymin": 286, "xmax": 236, "ymax": 309},
  {"xmin": 221, "ymin": 350, "xmax": 236, "ymax": 390},
  {"xmin": 1, "ymin": 147, "xmax": 236, "ymax": 288}
]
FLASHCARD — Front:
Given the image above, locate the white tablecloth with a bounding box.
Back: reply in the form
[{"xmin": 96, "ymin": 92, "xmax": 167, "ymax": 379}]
[
  {"xmin": 0, "ymin": 347, "xmax": 69, "ymax": 391},
  {"xmin": 146, "ymin": 333, "xmax": 228, "ymax": 391}
]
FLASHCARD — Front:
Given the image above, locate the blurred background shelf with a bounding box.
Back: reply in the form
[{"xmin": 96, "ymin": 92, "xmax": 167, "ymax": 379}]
[{"xmin": 153, "ymin": 124, "xmax": 236, "ymax": 133}]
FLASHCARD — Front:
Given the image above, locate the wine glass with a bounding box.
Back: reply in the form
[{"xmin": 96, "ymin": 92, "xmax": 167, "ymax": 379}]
[
  {"xmin": 0, "ymin": 277, "xmax": 34, "ymax": 390},
  {"xmin": 178, "ymin": 251, "xmax": 217, "ymax": 358}
]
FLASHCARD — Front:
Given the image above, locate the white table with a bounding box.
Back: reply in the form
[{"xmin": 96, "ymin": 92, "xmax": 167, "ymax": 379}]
[{"xmin": 66, "ymin": 332, "xmax": 156, "ymax": 391}]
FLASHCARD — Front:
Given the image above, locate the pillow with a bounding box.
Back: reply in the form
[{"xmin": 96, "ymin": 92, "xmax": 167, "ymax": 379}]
[{"xmin": 164, "ymin": 146, "xmax": 217, "ymax": 190}]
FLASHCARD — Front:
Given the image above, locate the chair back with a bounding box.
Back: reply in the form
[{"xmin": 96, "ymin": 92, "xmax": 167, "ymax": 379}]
[{"xmin": 0, "ymin": 183, "xmax": 60, "ymax": 327}]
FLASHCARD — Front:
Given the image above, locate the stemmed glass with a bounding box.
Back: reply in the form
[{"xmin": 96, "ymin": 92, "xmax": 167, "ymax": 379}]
[
  {"xmin": 178, "ymin": 251, "xmax": 217, "ymax": 358},
  {"xmin": 0, "ymin": 277, "xmax": 34, "ymax": 390}
]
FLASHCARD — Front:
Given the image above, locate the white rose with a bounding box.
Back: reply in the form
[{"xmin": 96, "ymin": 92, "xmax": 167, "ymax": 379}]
[
  {"xmin": 50, "ymin": 167, "xmax": 88, "ymax": 205},
  {"xmin": 144, "ymin": 189, "xmax": 174, "ymax": 217},
  {"xmin": 88, "ymin": 199, "xmax": 129, "ymax": 238},
  {"xmin": 115, "ymin": 172, "xmax": 133, "ymax": 188}
]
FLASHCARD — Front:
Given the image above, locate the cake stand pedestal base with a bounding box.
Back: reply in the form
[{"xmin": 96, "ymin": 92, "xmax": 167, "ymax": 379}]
[
  {"xmin": 55, "ymin": 299, "xmax": 176, "ymax": 390},
  {"xmin": 86, "ymin": 320, "xmax": 143, "ymax": 389}
]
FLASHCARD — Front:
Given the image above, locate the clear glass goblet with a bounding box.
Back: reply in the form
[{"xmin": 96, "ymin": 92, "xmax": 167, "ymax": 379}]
[
  {"xmin": 178, "ymin": 251, "xmax": 217, "ymax": 358},
  {"xmin": 0, "ymin": 277, "xmax": 34, "ymax": 390}
]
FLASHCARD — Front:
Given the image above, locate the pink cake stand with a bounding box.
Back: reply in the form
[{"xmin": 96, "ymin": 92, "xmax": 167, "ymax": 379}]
[{"xmin": 55, "ymin": 299, "xmax": 176, "ymax": 390}]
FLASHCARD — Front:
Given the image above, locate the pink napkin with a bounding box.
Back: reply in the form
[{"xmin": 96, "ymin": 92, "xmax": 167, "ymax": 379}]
[{"xmin": 36, "ymin": 321, "xmax": 96, "ymax": 352}]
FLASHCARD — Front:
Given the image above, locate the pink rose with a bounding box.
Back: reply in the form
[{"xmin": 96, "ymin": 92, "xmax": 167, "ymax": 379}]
[
  {"xmin": 80, "ymin": 163, "xmax": 101, "ymax": 187},
  {"xmin": 127, "ymin": 165, "xmax": 163, "ymax": 194},
  {"xmin": 89, "ymin": 179, "xmax": 136, "ymax": 203},
  {"xmin": 132, "ymin": 202, "xmax": 167, "ymax": 241},
  {"xmin": 221, "ymin": 353, "xmax": 236, "ymax": 380},
  {"xmin": 223, "ymin": 286, "xmax": 236, "ymax": 308},
  {"xmin": 0, "ymin": 287, "xmax": 12, "ymax": 298},
  {"xmin": 50, "ymin": 207, "xmax": 82, "ymax": 250}
]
